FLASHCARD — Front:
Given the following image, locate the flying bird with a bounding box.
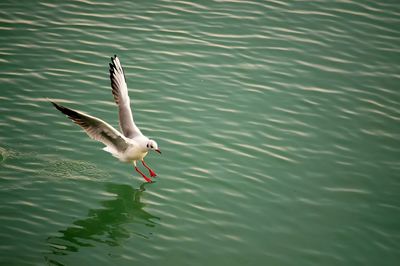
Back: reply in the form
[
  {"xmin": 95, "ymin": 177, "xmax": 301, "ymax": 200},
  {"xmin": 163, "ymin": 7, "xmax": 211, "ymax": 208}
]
[{"xmin": 51, "ymin": 55, "xmax": 161, "ymax": 183}]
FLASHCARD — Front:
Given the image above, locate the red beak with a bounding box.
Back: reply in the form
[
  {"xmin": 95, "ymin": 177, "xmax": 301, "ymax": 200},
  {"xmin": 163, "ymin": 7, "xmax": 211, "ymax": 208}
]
[{"xmin": 155, "ymin": 149, "xmax": 161, "ymax": 154}]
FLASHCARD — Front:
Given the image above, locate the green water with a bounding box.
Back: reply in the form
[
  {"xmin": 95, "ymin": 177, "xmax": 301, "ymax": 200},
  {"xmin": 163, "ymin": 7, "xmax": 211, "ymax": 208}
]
[{"xmin": 1, "ymin": 0, "xmax": 400, "ymax": 265}]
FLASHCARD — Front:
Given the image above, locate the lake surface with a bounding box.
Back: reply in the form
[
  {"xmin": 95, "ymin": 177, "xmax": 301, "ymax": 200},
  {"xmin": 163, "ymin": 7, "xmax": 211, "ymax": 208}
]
[{"xmin": 1, "ymin": 0, "xmax": 400, "ymax": 265}]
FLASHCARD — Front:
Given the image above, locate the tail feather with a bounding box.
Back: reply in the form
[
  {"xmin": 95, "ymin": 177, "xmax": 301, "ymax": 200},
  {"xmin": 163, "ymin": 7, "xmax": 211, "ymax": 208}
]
[{"xmin": 102, "ymin": 146, "xmax": 120, "ymax": 159}]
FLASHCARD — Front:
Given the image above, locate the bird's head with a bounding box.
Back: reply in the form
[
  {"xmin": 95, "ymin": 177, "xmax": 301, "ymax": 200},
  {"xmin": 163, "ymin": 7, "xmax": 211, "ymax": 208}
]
[{"xmin": 146, "ymin": 139, "xmax": 161, "ymax": 154}]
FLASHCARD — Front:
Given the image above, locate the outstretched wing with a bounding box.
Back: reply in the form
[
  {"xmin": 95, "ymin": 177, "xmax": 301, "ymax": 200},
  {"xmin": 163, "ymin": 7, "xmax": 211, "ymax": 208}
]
[
  {"xmin": 51, "ymin": 101, "xmax": 128, "ymax": 152},
  {"xmin": 109, "ymin": 55, "xmax": 142, "ymax": 138}
]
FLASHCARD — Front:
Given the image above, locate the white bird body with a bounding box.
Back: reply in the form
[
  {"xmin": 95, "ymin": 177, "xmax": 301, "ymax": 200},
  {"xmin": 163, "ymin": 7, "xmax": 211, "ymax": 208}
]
[
  {"xmin": 103, "ymin": 135, "xmax": 149, "ymax": 162},
  {"xmin": 51, "ymin": 55, "xmax": 161, "ymax": 183}
]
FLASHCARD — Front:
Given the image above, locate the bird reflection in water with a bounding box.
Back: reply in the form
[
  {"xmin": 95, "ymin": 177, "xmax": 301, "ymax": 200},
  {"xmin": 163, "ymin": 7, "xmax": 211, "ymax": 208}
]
[{"xmin": 46, "ymin": 182, "xmax": 159, "ymax": 259}]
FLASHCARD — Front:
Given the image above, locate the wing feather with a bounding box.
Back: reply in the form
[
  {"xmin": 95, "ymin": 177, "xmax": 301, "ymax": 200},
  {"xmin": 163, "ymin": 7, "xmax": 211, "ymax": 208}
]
[
  {"xmin": 51, "ymin": 101, "xmax": 128, "ymax": 151},
  {"xmin": 109, "ymin": 55, "xmax": 142, "ymax": 138}
]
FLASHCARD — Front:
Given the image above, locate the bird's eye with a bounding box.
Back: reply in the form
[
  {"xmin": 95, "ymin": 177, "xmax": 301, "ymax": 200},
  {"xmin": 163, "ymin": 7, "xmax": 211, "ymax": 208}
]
[
  {"xmin": 151, "ymin": 145, "xmax": 153, "ymax": 149},
  {"xmin": 146, "ymin": 144, "xmax": 149, "ymax": 148}
]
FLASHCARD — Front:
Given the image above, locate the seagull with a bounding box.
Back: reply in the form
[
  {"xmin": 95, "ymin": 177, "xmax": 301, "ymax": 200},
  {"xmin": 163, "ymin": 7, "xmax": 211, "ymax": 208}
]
[{"xmin": 51, "ymin": 55, "xmax": 161, "ymax": 183}]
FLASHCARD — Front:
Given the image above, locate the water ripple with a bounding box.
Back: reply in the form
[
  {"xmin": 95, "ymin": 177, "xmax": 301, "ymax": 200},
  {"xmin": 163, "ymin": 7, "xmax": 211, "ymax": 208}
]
[{"xmin": 1, "ymin": 0, "xmax": 400, "ymax": 265}]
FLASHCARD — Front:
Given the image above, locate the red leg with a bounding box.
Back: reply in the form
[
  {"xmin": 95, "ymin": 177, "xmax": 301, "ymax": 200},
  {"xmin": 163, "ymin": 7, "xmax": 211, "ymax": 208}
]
[
  {"xmin": 142, "ymin": 160, "xmax": 157, "ymax": 177},
  {"xmin": 135, "ymin": 166, "xmax": 152, "ymax": 183}
]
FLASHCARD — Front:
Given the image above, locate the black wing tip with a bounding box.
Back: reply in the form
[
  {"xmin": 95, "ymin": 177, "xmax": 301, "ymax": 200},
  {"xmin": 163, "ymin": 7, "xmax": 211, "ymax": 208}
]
[
  {"xmin": 50, "ymin": 100, "xmax": 60, "ymax": 109},
  {"xmin": 50, "ymin": 101, "xmax": 77, "ymax": 118},
  {"xmin": 51, "ymin": 100, "xmax": 65, "ymax": 113},
  {"xmin": 109, "ymin": 57, "xmax": 118, "ymax": 71}
]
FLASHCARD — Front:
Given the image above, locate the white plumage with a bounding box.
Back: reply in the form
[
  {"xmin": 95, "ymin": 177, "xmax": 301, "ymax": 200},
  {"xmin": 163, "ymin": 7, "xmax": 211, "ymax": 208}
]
[{"xmin": 51, "ymin": 55, "xmax": 161, "ymax": 183}]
